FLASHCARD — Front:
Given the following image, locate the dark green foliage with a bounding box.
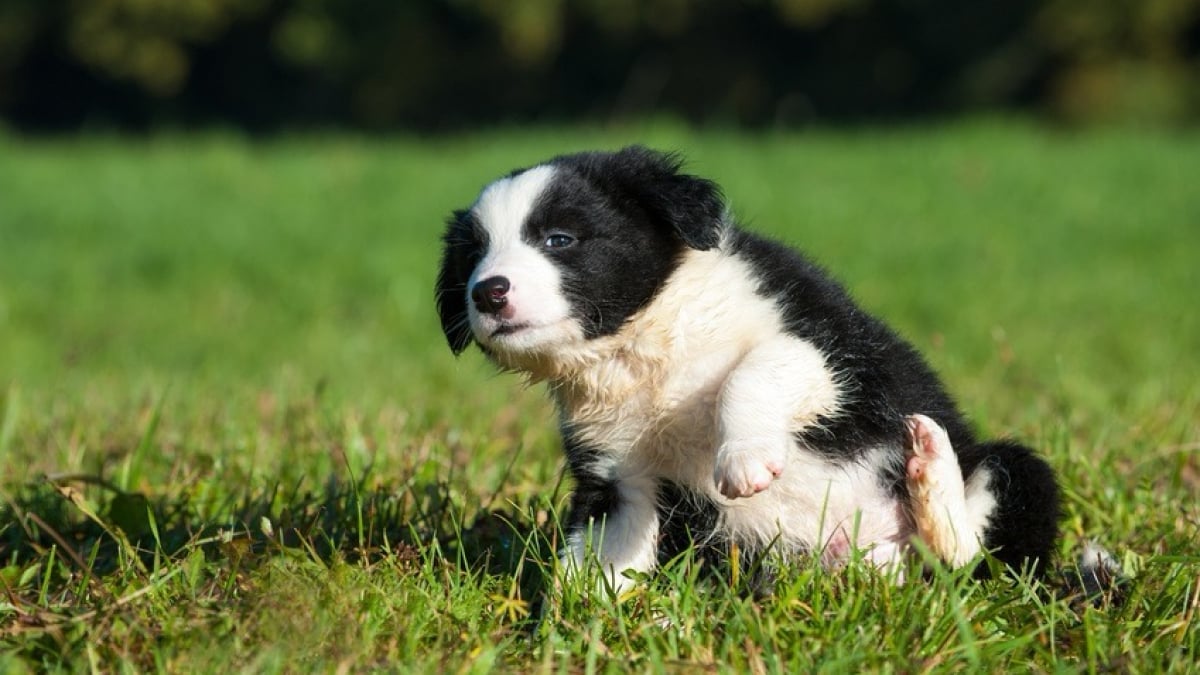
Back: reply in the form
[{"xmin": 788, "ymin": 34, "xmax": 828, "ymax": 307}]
[{"xmin": 1, "ymin": 0, "xmax": 1198, "ymax": 131}]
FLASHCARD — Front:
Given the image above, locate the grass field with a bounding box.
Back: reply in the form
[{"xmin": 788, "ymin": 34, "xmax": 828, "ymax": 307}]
[{"xmin": 1, "ymin": 120, "xmax": 1198, "ymax": 671}]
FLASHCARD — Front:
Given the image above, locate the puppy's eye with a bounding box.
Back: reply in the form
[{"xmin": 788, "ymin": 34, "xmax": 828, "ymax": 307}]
[{"xmin": 544, "ymin": 232, "xmax": 576, "ymax": 249}]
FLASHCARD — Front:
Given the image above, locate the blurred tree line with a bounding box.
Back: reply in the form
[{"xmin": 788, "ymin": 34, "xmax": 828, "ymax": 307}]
[{"xmin": 1, "ymin": 0, "xmax": 1197, "ymax": 131}]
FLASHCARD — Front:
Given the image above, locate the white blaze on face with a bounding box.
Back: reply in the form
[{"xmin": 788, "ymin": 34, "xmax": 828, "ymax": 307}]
[{"xmin": 468, "ymin": 165, "xmax": 580, "ymax": 355}]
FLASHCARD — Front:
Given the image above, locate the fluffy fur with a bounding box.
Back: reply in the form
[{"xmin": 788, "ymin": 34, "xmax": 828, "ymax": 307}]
[{"xmin": 436, "ymin": 146, "xmax": 1060, "ymax": 592}]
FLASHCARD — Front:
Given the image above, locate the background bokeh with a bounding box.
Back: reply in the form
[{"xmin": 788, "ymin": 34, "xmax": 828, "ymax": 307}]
[{"xmin": 2, "ymin": 0, "xmax": 1198, "ymax": 132}]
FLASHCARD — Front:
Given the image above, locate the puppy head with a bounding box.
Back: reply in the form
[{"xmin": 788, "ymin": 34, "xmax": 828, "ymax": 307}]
[{"xmin": 435, "ymin": 146, "xmax": 725, "ymax": 364}]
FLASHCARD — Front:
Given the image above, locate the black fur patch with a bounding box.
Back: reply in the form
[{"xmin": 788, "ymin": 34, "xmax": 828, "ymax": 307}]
[
  {"xmin": 655, "ymin": 481, "xmax": 722, "ymax": 565},
  {"xmin": 520, "ymin": 164, "xmax": 685, "ymax": 339},
  {"xmin": 968, "ymin": 440, "xmax": 1061, "ymax": 576},
  {"xmin": 561, "ymin": 429, "xmax": 622, "ymax": 536},
  {"xmin": 552, "ymin": 146, "xmax": 725, "ymax": 251},
  {"xmin": 729, "ymin": 231, "xmax": 973, "ymax": 479},
  {"xmin": 435, "ymin": 209, "xmax": 482, "ymax": 354},
  {"xmin": 523, "ymin": 147, "xmax": 725, "ymax": 339}
]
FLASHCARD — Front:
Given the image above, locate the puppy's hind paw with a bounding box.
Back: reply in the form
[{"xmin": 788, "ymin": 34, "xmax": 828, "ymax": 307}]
[
  {"xmin": 713, "ymin": 441, "xmax": 785, "ymax": 500},
  {"xmin": 904, "ymin": 414, "xmax": 972, "ymax": 564},
  {"xmin": 905, "ymin": 414, "xmax": 956, "ymax": 486}
]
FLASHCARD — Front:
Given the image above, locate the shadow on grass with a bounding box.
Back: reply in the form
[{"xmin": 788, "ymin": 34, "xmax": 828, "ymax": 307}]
[{"xmin": 0, "ymin": 473, "xmax": 554, "ymax": 612}]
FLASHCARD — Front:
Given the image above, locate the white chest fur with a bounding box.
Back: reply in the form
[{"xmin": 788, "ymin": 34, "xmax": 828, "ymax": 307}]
[
  {"xmin": 551, "ymin": 248, "xmax": 909, "ymax": 562},
  {"xmin": 553, "ymin": 249, "xmax": 782, "ymax": 477}
]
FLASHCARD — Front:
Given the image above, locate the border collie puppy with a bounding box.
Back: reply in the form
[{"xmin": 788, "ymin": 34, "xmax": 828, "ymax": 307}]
[{"xmin": 437, "ymin": 147, "xmax": 1059, "ymax": 591}]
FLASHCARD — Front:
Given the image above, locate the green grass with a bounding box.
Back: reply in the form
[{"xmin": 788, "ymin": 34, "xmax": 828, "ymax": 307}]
[{"xmin": 1, "ymin": 119, "xmax": 1198, "ymax": 671}]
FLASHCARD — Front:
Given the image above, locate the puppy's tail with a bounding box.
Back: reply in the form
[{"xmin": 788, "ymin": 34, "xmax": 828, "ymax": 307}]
[{"xmin": 1063, "ymin": 540, "xmax": 1127, "ymax": 606}]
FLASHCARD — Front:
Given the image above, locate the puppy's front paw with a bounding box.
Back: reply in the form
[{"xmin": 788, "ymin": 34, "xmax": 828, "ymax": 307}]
[{"xmin": 713, "ymin": 441, "xmax": 785, "ymax": 499}]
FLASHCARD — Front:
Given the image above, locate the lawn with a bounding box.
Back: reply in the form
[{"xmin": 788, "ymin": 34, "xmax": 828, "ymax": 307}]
[{"xmin": 0, "ymin": 120, "xmax": 1197, "ymax": 671}]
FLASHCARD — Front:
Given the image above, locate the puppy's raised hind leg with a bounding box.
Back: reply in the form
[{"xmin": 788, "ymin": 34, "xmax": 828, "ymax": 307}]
[{"xmin": 905, "ymin": 414, "xmax": 993, "ymax": 567}]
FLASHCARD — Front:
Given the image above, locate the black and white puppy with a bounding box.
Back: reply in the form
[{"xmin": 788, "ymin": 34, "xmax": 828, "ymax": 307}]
[{"xmin": 437, "ymin": 147, "xmax": 1059, "ymax": 591}]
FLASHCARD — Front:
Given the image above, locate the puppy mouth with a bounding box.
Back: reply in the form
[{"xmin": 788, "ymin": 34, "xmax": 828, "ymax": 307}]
[
  {"xmin": 475, "ymin": 316, "xmax": 579, "ymax": 357},
  {"xmin": 489, "ymin": 322, "xmax": 531, "ymax": 338}
]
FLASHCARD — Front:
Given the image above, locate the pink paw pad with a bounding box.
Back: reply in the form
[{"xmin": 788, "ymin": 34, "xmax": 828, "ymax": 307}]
[
  {"xmin": 713, "ymin": 445, "xmax": 786, "ymax": 500},
  {"xmin": 905, "ymin": 414, "xmax": 949, "ymax": 480}
]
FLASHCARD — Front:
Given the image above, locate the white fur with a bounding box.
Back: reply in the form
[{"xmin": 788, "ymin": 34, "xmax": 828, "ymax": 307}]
[
  {"xmin": 905, "ymin": 413, "xmax": 996, "ymax": 566},
  {"xmin": 468, "ymin": 165, "xmax": 584, "ymax": 355},
  {"xmin": 562, "ymin": 476, "xmax": 660, "ymax": 594},
  {"xmin": 714, "ymin": 335, "xmax": 840, "ymax": 499},
  {"xmin": 473, "ymin": 165, "xmax": 556, "ymax": 247}
]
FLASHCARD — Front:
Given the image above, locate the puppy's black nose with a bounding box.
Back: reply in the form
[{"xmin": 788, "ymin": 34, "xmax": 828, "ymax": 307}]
[{"xmin": 471, "ymin": 275, "xmax": 511, "ymax": 314}]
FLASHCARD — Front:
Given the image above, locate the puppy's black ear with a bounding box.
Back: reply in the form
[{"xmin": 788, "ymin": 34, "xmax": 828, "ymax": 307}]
[
  {"xmin": 436, "ymin": 210, "xmax": 478, "ymax": 355},
  {"xmin": 612, "ymin": 146, "xmax": 725, "ymax": 250}
]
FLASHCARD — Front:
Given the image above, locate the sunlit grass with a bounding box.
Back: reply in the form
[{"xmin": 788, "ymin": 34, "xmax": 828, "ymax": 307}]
[{"xmin": 1, "ymin": 120, "xmax": 1197, "ymax": 670}]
